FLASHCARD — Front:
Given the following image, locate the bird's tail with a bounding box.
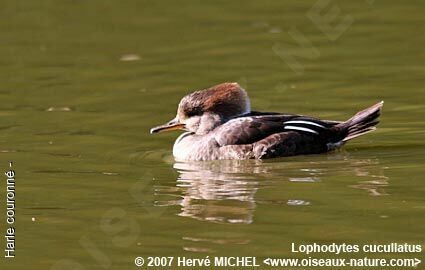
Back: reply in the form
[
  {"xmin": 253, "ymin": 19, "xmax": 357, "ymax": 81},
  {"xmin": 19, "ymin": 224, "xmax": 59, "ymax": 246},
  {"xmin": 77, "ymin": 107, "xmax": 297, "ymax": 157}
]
[{"xmin": 338, "ymin": 101, "xmax": 384, "ymax": 142}]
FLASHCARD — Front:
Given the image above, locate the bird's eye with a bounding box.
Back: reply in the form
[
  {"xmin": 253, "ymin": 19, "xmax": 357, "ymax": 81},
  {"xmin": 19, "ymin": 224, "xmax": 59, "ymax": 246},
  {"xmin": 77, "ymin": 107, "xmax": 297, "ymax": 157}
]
[{"xmin": 186, "ymin": 107, "xmax": 203, "ymax": 117}]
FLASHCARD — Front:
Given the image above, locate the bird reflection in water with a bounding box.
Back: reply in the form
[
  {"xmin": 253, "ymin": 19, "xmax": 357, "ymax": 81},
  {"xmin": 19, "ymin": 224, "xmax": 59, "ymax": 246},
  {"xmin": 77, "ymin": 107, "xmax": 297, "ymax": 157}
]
[
  {"xmin": 162, "ymin": 152, "xmax": 388, "ymax": 224},
  {"xmin": 174, "ymin": 160, "xmax": 263, "ymax": 224}
]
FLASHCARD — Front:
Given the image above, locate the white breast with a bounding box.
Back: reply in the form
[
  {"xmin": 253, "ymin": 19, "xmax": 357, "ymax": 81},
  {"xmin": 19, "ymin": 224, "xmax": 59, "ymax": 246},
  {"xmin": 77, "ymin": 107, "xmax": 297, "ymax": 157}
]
[
  {"xmin": 172, "ymin": 132, "xmax": 217, "ymax": 161},
  {"xmin": 173, "ymin": 132, "xmax": 194, "ymax": 160}
]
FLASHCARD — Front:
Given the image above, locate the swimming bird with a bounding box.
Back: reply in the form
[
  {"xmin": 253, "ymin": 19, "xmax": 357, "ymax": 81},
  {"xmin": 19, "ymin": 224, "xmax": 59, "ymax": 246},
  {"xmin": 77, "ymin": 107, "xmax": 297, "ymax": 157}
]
[{"xmin": 150, "ymin": 83, "xmax": 383, "ymax": 161}]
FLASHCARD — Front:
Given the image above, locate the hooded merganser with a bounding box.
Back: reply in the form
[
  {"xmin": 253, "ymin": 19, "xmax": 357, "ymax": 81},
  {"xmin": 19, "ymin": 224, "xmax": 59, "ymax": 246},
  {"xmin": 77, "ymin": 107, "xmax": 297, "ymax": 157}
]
[{"xmin": 150, "ymin": 83, "xmax": 383, "ymax": 161}]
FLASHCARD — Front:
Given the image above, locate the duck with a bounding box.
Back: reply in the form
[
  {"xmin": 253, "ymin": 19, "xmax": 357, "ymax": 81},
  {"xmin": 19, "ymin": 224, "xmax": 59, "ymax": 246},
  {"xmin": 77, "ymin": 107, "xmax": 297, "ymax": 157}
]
[{"xmin": 150, "ymin": 82, "xmax": 383, "ymax": 161}]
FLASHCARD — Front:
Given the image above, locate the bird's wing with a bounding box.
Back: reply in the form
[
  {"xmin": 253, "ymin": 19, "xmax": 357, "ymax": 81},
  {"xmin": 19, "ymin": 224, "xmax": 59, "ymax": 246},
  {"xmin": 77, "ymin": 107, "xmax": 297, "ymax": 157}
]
[{"xmin": 214, "ymin": 114, "xmax": 340, "ymax": 147}]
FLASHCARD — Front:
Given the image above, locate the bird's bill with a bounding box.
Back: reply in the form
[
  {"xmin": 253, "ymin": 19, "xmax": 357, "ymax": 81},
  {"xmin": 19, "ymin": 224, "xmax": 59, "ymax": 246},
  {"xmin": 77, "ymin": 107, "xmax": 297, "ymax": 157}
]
[{"xmin": 150, "ymin": 118, "xmax": 185, "ymax": 134}]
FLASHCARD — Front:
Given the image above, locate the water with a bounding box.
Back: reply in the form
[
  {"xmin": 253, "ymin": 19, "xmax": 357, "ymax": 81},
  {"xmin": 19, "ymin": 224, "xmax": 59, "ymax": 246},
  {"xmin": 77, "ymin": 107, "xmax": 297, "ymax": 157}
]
[{"xmin": 0, "ymin": 1, "xmax": 424, "ymax": 269}]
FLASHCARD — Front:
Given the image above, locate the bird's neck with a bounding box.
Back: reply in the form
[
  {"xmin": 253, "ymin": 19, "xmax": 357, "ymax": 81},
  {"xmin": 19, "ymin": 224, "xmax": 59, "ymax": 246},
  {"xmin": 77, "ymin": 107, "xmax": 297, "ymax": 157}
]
[{"xmin": 195, "ymin": 113, "xmax": 224, "ymax": 135}]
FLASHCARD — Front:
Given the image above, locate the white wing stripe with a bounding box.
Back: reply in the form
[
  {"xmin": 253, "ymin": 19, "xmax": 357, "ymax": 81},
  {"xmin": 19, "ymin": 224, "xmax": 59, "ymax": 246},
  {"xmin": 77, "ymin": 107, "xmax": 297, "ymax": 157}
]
[
  {"xmin": 284, "ymin": 120, "xmax": 326, "ymax": 129},
  {"xmin": 284, "ymin": 126, "xmax": 319, "ymax": 135}
]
